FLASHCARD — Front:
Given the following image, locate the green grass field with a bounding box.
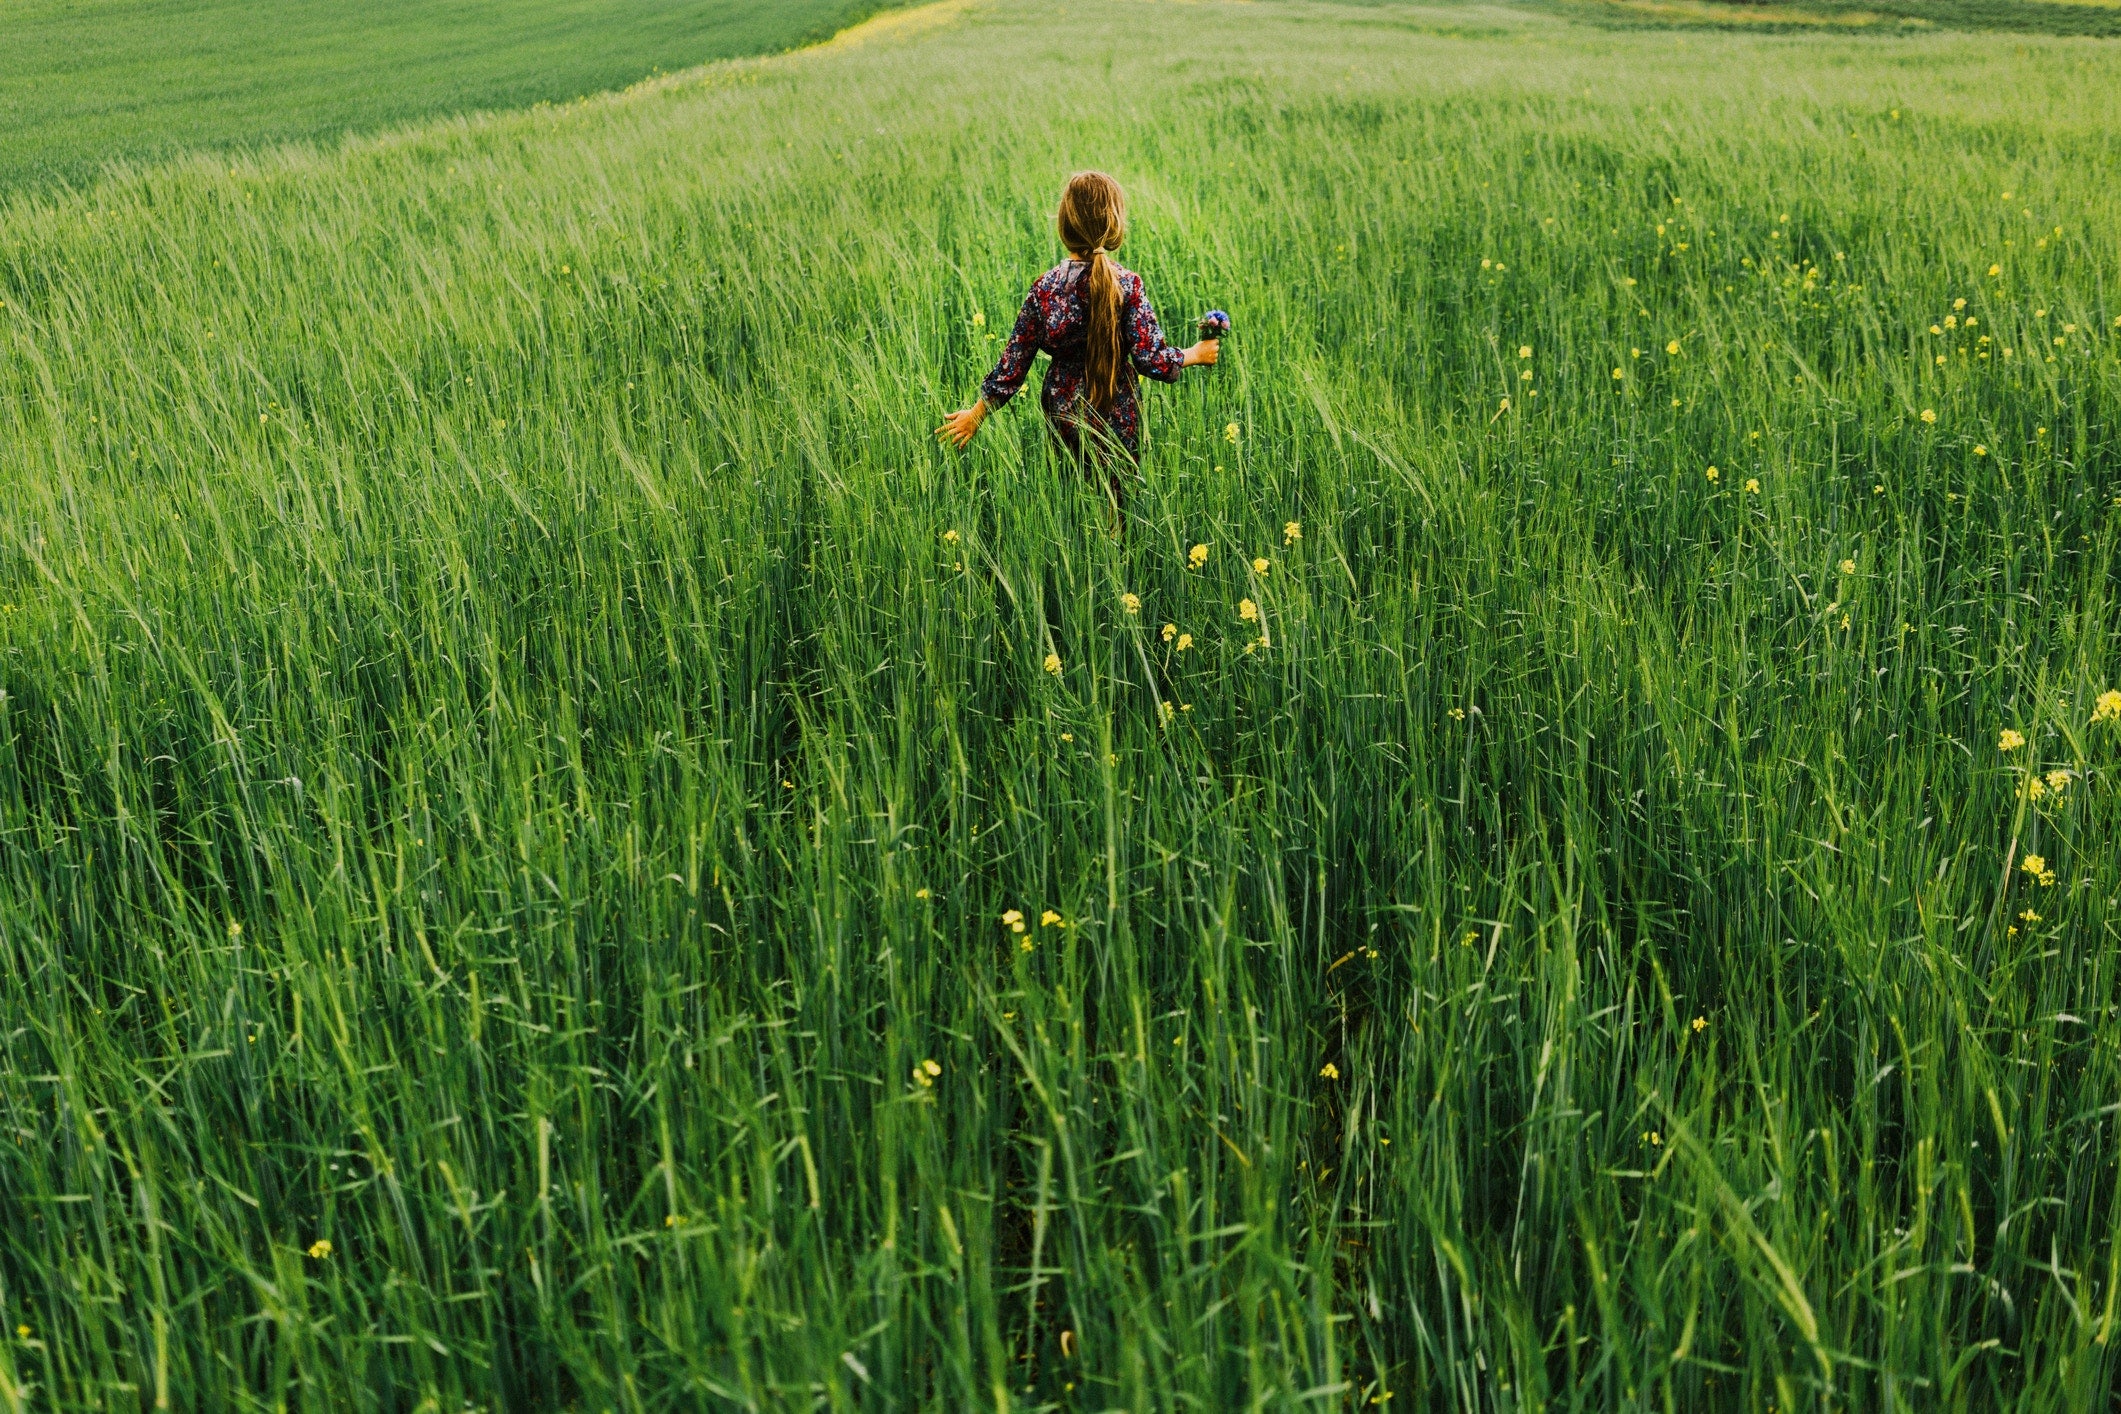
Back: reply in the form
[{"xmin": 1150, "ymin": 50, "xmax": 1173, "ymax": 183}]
[
  {"xmin": 3, "ymin": 0, "xmax": 2121, "ymax": 1407},
  {"xmin": 0, "ymin": 0, "xmax": 902, "ymax": 191}
]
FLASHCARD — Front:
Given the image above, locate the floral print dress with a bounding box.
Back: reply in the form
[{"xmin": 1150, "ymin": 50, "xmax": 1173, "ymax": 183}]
[{"xmin": 979, "ymin": 258, "xmax": 1187, "ymax": 459}]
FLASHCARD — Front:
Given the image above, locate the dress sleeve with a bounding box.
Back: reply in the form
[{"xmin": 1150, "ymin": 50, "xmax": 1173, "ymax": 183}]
[
  {"xmin": 1121, "ymin": 274, "xmax": 1187, "ymax": 384},
  {"xmin": 979, "ymin": 288, "xmax": 1043, "ymax": 409}
]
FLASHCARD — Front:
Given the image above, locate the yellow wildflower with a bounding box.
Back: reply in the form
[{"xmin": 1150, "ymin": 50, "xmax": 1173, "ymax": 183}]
[
  {"xmin": 1162, "ymin": 622, "xmax": 1177, "ymax": 643},
  {"xmin": 1001, "ymin": 909, "xmax": 1025, "ymax": 934},
  {"xmin": 1319, "ymin": 1063, "xmax": 1341, "ymax": 1080},
  {"xmin": 2020, "ymin": 854, "xmax": 2045, "ymax": 876},
  {"xmin": 1188, "ymin": 543, "xmax": 1209, "ymax": 569},
  {"xmin": 1176, "ymin": 633, "xmax": 1193, "ymax": 652},
  {"xmin": 1518, "ymin": 345, "xmax": 1532, "ymax": 359},
  {"xmin": 1973, "ymin": 445, "xmax": 1987, "ymax": 457},
  {"xmin": 1224, "ymin": 422, "xmax": 1240, "ymax": 445},
  {"xmin": 1252, "ymin": 557, "xmax": 1269, "ymax": 575},
  {"xmin": 1691, "ymin": 1016, "xmax": 1707, "ymax": 1033},
  {"xmin": 1920, "ymin": 409, "xmax": 1937, "ymax": 425},
  {"xmin": 1044, "ymin": 652, "xmax": 1062, "ymax": 676},
  {"xmin": 307, "ymin": 1240, "xmax": 333, "ymax": 1260},
  {"xmin": 1988, "ymin": 263, "xmax": 2001, "ymax": 276},
  {"xmin": 1040, "ymin": 910, "xmax": 1062, "ymax": 927},
  {"xmin": 1665, "ymin": 340, "xmax": 1681, "ymax": 355},
  {"xmin": 2044, "ymin": 770, "xmax": 2070, "ymax": 794},
  {"xmin": 1998, "ymin": 728, "xmax": 2025, "ymax": 751},
  {"xmin": 1283, "ymin": 521, "xmax": 1302, "ymax": 544},
  {"xmin": 971, "ymin": 310, "xmax": 985, "ymax": 327},
  {"xmin": 2093, "ymin": 688, "xmax": 2121, "ymax": 723},
  {"xmin": 1705, "ymin": 465, "xmax": 1719, "ymax": 482},
  {"xmin": 1744, "ymin": 478, "xmax": 1760, "ymax": 493},
  {"xmin": 1121, "ymin": 592, "xmax": 1141, "ymax": 615},
  {"xmin": 1238, "ymin": 599, "xmax": 1258, "ymax": 622},
  {"xmin": 1839, "ymin": 559, "xmax": 1856, "ymax": 576}
]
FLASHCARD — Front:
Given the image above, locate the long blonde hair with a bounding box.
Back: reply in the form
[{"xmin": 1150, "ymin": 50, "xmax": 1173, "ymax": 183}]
[{"xmin": 1056, "ymin": 171, "xmax": 1127, "ymax": 413}]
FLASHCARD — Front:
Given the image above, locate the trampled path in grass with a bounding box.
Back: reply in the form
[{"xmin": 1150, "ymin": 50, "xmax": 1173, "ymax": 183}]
[{"xmin": 1, "ymin": 0, "xmax": 2119, "ymax": 1407}]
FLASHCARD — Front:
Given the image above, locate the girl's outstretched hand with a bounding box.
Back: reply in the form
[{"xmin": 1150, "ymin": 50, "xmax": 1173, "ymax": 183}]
[
  {"xmin": 936, "ymin": 402, "xmax": 987, "ymax": 447},
  {"xmin": 1182, "ymin": 340, "xmax": 1220, "ymax": 367}
]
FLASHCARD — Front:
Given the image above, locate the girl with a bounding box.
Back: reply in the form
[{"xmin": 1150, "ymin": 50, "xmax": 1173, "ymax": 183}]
[{"xmin": 936, "ymin": 171, "xmax": 1218, "ymax": 494}]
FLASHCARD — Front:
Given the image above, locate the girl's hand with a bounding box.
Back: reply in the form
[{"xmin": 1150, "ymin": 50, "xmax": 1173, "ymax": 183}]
[
  {"xmin": 1182, "ymin": 339, "xmax": 1220, "ymax": 367},
  {"xmin": 936, "ymin": 401, "xmax": 987, "ymax": 447}
]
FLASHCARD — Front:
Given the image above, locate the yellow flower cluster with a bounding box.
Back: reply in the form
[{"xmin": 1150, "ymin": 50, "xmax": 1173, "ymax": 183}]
[
  {"xmin": 2027, "ymin": 769, "xmax": 2071, "ymax": 801},
  {"xmin": 2094, "ymin": 689, "xmax": 2121, "ymax": 724},
  {"xmin": 1189, "ymin": 543, "xmax": 1210, "ymax": 569},
  {"xmin": 912, "ymin": 1058, "xmax": 942, "ymax": 1088},
  {"xmin": 2020, "ymin": 854, "xmax": 2057, "ymax": 888},
  {"xmin": 1997, "ymin": 728, "xmax": 2025, "ymax": 752}
]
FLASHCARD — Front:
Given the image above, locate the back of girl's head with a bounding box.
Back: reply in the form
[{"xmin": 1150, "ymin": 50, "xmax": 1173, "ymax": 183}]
[
  {"xmin": 1057, "ymin": 171, "xmax": 1125, "ymax": 255},
  {"xmin": 1059, "ymin": 172, "xmax": 1128, "ymax": 412}
]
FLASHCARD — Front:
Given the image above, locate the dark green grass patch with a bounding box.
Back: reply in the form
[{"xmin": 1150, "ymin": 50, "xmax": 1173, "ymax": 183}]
[{"xmin": 0, "ymin": 0, "xmax": 900, "ymax": 191}]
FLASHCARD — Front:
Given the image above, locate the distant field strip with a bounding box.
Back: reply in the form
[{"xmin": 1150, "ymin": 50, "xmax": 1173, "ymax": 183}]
[{"xmin": 0, "ymin": 0, "xmax": 911, "ymax": 190}]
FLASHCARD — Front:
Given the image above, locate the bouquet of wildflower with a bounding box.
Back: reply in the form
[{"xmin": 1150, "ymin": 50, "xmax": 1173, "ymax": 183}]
[{"xmin": 1197, "ymin": 309, "xmax": 1231, "ymax": 341}]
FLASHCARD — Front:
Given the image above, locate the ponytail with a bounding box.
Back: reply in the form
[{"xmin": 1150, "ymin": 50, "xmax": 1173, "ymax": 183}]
[
  {"xmin": 1082, "ymin": 247, "xmax": 1122, "ymax": 413},
  {"xmin": 1057, "ymin": 172, "xmax": 1127, "ymax": 414}
]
